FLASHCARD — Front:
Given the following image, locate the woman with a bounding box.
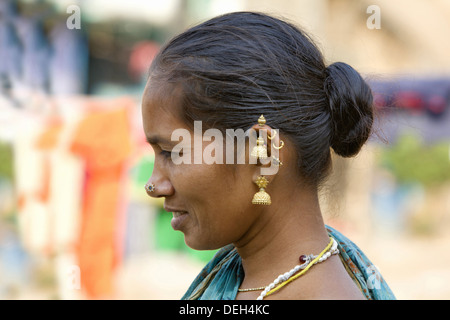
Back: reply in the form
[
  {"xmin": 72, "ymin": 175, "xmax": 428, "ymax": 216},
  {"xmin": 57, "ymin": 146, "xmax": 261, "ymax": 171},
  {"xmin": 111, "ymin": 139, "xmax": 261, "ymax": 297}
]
[{"xmin": 142, "ymin": 11, "xmax": 395, "ymax": 300}]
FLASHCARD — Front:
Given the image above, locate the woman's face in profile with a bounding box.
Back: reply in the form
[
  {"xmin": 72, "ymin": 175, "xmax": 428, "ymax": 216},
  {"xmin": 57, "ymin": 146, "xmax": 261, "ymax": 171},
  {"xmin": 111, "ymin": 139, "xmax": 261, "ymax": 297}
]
[{"xmin": 141, "ymin": 80, "xmax": 259, "ymax": 250}]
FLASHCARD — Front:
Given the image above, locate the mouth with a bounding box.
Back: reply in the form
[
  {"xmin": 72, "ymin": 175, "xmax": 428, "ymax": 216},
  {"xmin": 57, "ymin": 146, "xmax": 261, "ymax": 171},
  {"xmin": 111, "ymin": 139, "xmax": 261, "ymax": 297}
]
[
  {"xmin": 172, "ymin": 211, "xmax": 188, "ymax": 218},
  {"xmin": 170, "ymin": 211, "xmax": 189, "ymax": 230}
]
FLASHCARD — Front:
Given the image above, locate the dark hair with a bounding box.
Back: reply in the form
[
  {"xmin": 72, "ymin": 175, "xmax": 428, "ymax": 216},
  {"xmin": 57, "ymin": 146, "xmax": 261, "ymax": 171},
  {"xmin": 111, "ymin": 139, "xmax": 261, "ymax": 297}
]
[{"xmin": 149, "ymin": 11, "xmax": 374, "ymax": 187}]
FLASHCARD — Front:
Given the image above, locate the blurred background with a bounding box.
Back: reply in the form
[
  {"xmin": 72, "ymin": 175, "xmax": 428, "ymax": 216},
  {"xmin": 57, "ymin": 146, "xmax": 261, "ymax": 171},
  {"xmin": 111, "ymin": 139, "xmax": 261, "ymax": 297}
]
[{"xmin": 0, "ymin": 0, "xmax": 449, "ymax": 300}]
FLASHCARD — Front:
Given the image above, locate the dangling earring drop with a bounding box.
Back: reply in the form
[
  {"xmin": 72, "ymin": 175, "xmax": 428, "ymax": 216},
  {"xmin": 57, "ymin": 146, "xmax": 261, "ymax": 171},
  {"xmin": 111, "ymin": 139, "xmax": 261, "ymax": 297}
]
[
  {"xmin": 251, "ymin": 136, "xmax": 268, "ymax": 160},
  {"xmin": 251, "ymin": 115, "xmax": 268, "ymax": 160},
  {"xmin": 252, "ymin": 176, "xmax": 271, "ymax": 205}
]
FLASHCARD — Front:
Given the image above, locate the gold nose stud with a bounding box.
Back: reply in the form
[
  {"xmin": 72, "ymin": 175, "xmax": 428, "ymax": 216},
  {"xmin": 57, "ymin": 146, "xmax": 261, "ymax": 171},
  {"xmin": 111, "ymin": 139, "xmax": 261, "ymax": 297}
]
[{"xmin": 145, "ymin": 183, "xmax": 156, "ymax": 193}]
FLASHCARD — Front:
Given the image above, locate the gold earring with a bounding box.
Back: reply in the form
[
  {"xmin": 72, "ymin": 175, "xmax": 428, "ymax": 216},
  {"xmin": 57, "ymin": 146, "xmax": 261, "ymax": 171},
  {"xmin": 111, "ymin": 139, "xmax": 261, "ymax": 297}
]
[
  {"xmin": 251, "ymin": 115, "xmax": 269, "ymax": 160},
  {"xmin": 252, "ymin": 176, "xmax": 271, "ymax": 205},
  {"xmin": 272, "ymin": 156, "xmax": 282, "ymax": 166},
  {"xmin": 272, "ymin": 140, "xmax": 284, "ymax": 150},
  {"xmin": 267, "ymin": 129, "xmax": 277, "ymax": 140},
  {"xmin": 251, "ymin": 136, "xmax": 268, "ymax": 160},
  {"xmin": 257, "ymin": 114, "xmax": 266, "ymax": 127}
]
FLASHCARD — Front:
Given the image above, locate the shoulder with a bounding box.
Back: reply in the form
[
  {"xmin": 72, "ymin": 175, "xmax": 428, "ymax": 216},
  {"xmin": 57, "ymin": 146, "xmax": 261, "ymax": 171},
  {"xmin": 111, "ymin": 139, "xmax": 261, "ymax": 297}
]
[{"xmin": 266, "ymin": 254, "xmax": 367, "ymax": 300}]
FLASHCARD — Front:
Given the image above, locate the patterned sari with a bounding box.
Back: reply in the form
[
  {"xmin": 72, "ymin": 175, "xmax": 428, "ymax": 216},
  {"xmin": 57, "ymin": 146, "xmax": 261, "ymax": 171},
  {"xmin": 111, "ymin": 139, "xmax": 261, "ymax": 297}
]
[{"xmin": 181, "ymin": 226, "xmax": 395, "ymax": 300}]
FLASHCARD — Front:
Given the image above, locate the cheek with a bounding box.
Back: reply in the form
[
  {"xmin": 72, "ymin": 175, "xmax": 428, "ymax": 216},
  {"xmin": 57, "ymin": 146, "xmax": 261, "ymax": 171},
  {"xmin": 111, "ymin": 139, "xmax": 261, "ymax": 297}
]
[
  {"xmin": 180, "ymin": 165, "xmax": 256, "ymax": 248},
  {"xmin": 187, "ymin": 166, "xmax": 251, "ymax": 211}
]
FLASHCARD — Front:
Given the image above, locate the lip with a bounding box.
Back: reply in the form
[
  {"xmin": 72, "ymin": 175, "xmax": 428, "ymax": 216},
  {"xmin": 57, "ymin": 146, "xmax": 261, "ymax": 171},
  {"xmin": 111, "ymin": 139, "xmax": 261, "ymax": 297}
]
[
  {"xmin": 170, "ymin": 211, "xmax": 189, "ymax": 230},
  {"xmin": 164, "ymin": 206, "xmax": 189, "ymax": 231},
  {"xmin": 164, "ymin": 206, "xmax": 187, "ymax": 213}
]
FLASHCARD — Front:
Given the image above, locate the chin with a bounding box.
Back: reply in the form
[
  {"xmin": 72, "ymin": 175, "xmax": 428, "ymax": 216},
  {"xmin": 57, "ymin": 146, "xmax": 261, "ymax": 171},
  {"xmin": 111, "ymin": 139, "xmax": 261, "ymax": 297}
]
[{"xmin": 184, "ymin": 235, "xmax": 225, "ymax": 251}]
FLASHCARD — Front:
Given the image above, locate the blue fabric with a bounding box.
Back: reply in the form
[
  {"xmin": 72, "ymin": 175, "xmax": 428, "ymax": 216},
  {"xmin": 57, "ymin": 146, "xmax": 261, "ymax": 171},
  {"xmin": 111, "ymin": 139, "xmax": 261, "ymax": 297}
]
[{"xmin": 181, "ymin": 225, "xmax": 396, "ymax": 300}]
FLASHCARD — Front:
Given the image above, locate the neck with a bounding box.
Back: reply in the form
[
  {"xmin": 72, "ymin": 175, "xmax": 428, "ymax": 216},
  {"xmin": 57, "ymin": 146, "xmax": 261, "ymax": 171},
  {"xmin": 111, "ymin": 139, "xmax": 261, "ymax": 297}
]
[{"xmin": 234, "ymin": 185, "xmax": 330, "ymax": 288}]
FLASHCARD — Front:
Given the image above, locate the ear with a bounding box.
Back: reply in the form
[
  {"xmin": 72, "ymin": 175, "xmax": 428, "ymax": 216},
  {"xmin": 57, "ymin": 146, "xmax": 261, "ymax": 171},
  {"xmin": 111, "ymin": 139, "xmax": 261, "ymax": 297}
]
[{"xmin": 248, "ymin": 122, "xmax": 284, "ymax": 179}]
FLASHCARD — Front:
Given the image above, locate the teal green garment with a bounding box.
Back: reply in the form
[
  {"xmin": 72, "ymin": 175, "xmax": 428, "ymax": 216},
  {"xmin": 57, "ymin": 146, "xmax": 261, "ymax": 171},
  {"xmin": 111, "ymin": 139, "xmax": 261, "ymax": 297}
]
[{"xmin": 181, "ymin": 226, "xmax": 396, "ymax": 300}]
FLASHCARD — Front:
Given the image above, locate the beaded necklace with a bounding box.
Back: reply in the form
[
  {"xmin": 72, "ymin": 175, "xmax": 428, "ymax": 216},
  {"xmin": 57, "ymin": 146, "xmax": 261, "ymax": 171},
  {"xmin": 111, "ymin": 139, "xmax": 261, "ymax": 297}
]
[{"xmin": 237, "ymin": 237, "xmax": 338, "ymax": 300}]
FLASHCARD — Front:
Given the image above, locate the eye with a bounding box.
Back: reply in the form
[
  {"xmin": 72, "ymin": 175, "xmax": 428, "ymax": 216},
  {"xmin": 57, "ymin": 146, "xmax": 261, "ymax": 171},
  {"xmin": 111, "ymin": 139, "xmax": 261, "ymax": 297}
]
[
  {"xmin": 160, "ymin": 150, "xmax": 172, "ymax": 159},
  {"xmin": 149, "ymin": 144, "xmax": 173, "ymax": 160}
]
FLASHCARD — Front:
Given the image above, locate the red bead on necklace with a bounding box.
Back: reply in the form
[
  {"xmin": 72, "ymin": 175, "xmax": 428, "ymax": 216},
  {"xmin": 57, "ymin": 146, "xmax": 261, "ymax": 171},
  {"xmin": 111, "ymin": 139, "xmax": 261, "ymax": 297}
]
[{"xmin": 299, "ymin": 255, "xmax": 307, "ymax": 264}]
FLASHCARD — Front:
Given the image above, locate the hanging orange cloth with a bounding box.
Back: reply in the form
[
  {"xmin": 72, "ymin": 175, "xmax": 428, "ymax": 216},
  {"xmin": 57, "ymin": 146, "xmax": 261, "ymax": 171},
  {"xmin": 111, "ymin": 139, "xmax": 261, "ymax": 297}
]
[{"xmin": 70, "ymin": 100, "xmax": 133, "ymax": 299}]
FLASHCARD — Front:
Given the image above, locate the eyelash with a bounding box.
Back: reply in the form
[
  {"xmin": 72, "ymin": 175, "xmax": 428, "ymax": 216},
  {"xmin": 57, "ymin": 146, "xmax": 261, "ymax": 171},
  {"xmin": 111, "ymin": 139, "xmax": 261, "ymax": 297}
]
[{"xmin": 160, "ymin": 150, "xmax": 172, "ymax": 159}]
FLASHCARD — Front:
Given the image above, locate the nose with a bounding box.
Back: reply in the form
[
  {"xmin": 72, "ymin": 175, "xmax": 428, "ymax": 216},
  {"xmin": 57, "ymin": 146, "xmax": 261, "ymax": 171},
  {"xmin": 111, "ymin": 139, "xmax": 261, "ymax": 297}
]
[{"xmin": 145, "ymin": 171, "xmax": 174, "ymax": 198}]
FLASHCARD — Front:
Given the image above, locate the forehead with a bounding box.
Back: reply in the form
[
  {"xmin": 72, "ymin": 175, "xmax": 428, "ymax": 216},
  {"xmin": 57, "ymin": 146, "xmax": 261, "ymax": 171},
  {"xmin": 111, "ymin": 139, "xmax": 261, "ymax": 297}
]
[{"xmin": 142, "ymin": 79, "xmax": 188, "ymax": 140}]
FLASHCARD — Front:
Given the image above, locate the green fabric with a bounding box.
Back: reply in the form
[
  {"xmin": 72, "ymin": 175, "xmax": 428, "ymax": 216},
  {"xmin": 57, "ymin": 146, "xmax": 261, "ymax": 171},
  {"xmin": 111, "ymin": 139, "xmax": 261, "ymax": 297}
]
[{"xmin": 181, "ymin": 225, "xmax": 396, "ymax": 300}]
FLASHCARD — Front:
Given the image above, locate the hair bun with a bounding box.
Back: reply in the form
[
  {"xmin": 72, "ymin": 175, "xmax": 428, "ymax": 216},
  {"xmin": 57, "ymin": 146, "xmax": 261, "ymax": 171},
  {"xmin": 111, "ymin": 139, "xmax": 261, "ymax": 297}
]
[{"xmin": 324, "ymin": 62, "xmax": 374, "ymax": 158}]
